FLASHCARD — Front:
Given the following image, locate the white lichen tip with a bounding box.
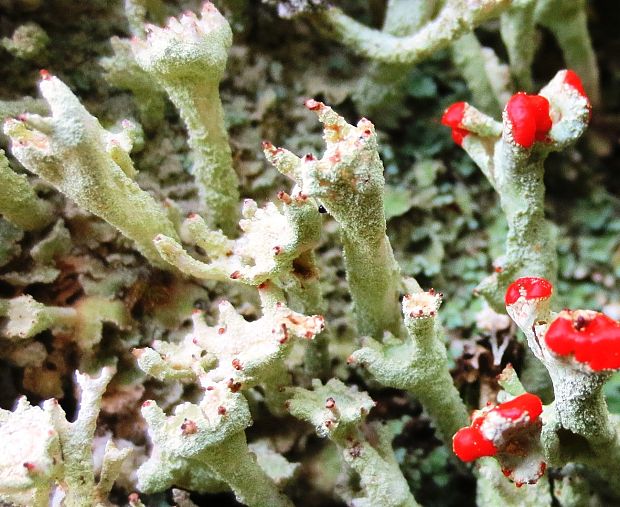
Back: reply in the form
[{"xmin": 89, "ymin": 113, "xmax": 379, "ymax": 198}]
[
  {"xmin": 156, "ymin": 195, "xmax": 320, "ymax": 286},
  {"xmin": 0, "ymin": 397, "xmax": 61, "ymax": 507},
  {"xmin": 140, "ymin": 385, "xmax": 251, "ymax": 461},
  {"xmin": 144, "ymin": 2, "xmax": 227, "ymax": 42},
  {"xmin": 304, "ymin": 97, "xmax": 377, "ymax": 158},
  {"xmin": 137, "ymin": 295, "xmax": 324, "ymax": 391},
  {"xmin": 286, "ymin": 379, "xmax": 375, "ymax": 439},
  {"xmin": 189, "ymin": 299, "xmax": 324, "ymax": 385},
  {"xmin": 264, "ymin": 100, "xmax": 380, "ymax": 196},
  {"xmin": 131, "ymin": 1, "xmax": 232, "ymax": 80},
  {"xmin": 402, "ymin": 289, "xmax": 443, "ymax": 319}
]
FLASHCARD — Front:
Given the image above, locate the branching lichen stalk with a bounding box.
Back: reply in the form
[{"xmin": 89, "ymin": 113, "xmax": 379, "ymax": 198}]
[
  {"xmin": 316, "ymin": 0, "xmax": 511, "ymax": 65},
  {"xmin": 287, "ymin": 379, "xmax": 419, "ymax": 507},
  {"xmin": 350, "ymin": 290, "xmax": 468, "ymax": 446},
  {"xmin": 352, "ymin": 0, "xmax": 436, "ymax": 122},
  {"xmin": 450, "ymin": 32, "xmax": 507, "ymax": 116},
  {"xmin": 500, "ymin": 0, "xmax": 536, "ymax": 91},
  {"xmin": 165, "ymin": 81, "xmax": 239, "ymax": 233},
  {"xmin": 131, "ymin": 3, "xmax": 240, "ymax": 234},
  {"xmin": 446, "ymin": 70, "xmax": 590, "ymax": 310},
  {"xmin": 506, "ymin": 284, "xmax": 620, "ymax": 496},
  {"xmin": 201, "ymin": 434, "xmax": 295, "ymax": 507},
  {"xmin": 535, "ymin": 0, "xmax": 601, "ymax": 107},
  {"xmin": 138, "ymin": 387, "xmax": 295, "ymax": 507},
  {"xmin": 264, "ymin": 101, "xmax": 402, "ymax": 338},
  {"xmin": 3, "ymin": 74, "xmax": 179, "ymax": 269}
]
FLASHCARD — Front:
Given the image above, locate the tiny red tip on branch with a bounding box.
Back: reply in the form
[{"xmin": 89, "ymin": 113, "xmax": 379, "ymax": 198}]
[{"xmin": 305, "ymin": 98, "xmax": 322, "ymax": 111}]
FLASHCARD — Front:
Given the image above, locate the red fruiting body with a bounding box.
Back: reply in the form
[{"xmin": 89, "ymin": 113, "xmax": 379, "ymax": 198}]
[
  {"xmin": 442, "ymin": 102, "xmax": 465, "ymax": 127},
  {"xmin": 505, "ymin": 277, "xmax": 553, "ymax": 305},
  {"xmin": 494, "ymin": 393, "xmax": 543, "ymax": 421},
  {"xmin": 545, "ymin": 310, "xmax": 620, "ymax": 371},
  {"xmin": 563, "ymin": 70, "xmax": 592, "ymax": 121},
  {"xmin": 506, "ymin": 93, "xmax": 552, "ymax": 148},
  {"xmin": 453, "ymin": 392, "xmax": 543, "ymax": 463},
  {"xmin": 453, "ymin": 427, "xmax": 497, "ymax": 462},
  {"xmin": 441, "ymin": 102, "xmax": 469, "ymax": 146},
  {"xmin": 563, "ymin": 70, "xmax": 588, "ymax": 100}
]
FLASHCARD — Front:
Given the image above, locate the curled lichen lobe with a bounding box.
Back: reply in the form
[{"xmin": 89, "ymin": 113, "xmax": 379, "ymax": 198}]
[{"xmin": 545, "ymin": 310, "xmax": 620, "ymax": 371}]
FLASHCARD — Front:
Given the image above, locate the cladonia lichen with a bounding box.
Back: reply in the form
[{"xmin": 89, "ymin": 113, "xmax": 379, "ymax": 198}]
[{"xmin": 0, "ymin": 1, "xmax": 616, "ymax": 506}]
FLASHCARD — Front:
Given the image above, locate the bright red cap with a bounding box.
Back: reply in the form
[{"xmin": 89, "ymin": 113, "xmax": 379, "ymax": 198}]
[
  {"xmin": 452, "ymin": 427, "xmax": 497, "ymax": 462},
  {"xmin": 506, "ymin": 93, "xmax": 552, "ymax": 148},
  {"xmin": 563, "ymin": 70, "xmax": 588, "ymax": 100},
  {"xmin": 505, "ymin": 277, "xmax": 553, "ymax": 305},
  {"xmin": 545, "ymin": 310, "xmax": 620, "ymax": 371},
  {"xmin": 495, "ymin": 393, "xmax": 543, "ymax": 421},
  {"xmin": 441, "ymin": 102, "xmax": 469, "ymax": 146},
  {"xmin": 453, "ymin": 391, "xmax": 543, "ymax": 463}
]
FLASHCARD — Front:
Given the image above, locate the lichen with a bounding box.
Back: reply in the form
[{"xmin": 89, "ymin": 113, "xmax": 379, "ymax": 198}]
[{"xmin": 0, "ymin": 1, "xmax": 617, "ymax": 506}]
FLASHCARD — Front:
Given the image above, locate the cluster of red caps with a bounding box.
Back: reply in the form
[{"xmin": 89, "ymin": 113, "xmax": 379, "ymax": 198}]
[
  {"xmin": 505, "ymin": 276, "xmax": 620, "ymax": 371},
  {"xmin": 452, "ymin": 393, "xmax": 543, "ymax": 462},
  {"xmin": 441, "ymin": 70, "xmax": 589, "ymax": 148},
  {"xmin": 453, "ymin": 274, "xmax": 620, "ymax": 466}
]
